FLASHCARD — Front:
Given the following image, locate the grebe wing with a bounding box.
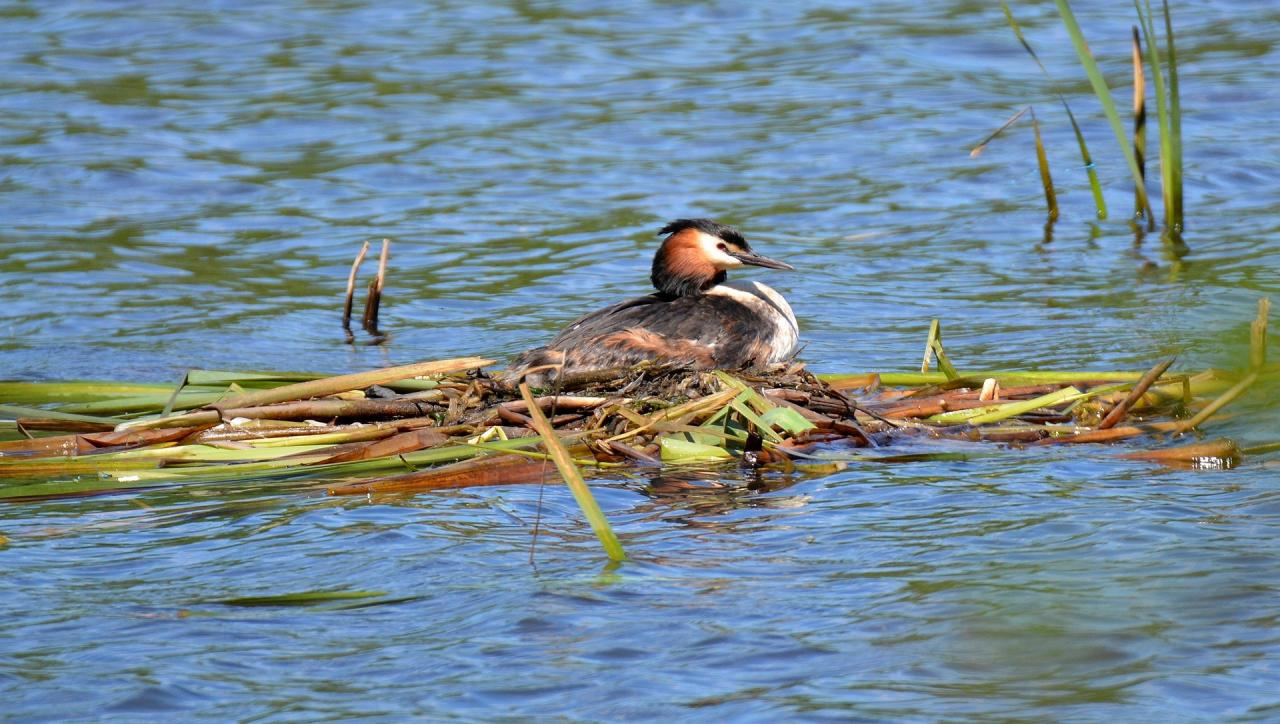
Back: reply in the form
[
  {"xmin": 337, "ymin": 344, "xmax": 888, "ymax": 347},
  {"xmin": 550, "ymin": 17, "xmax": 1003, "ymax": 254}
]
[
  {"xmin": 543, "ymin": 293, "xmax": 668, "ymax": 347},
  {"xmin": 546, "ymin": 293, "xmax": 769, "ymax": 369}
]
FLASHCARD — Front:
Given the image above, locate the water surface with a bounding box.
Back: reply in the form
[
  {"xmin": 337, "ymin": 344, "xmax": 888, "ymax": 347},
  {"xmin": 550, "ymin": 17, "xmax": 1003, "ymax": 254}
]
[{"xmin": 2, "ymin": 1, "xmax": 1279, "ymax": 719}]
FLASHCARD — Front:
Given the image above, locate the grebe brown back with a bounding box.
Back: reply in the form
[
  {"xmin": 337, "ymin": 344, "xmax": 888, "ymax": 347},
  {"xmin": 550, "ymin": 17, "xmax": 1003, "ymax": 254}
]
[{"xmin": 508, "ymin": 219, "xmax": 799, "ymax": 382}]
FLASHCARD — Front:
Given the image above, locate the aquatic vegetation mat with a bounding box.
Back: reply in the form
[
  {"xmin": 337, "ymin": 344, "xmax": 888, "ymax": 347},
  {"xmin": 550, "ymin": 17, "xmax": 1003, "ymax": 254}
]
[{"xmin": 1, "ymin": 307, "xmax": 1271, "ymax": 558}]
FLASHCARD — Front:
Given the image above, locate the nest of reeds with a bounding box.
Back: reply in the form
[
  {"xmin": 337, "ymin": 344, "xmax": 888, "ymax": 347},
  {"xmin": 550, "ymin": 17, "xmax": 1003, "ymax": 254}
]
[
  {"xmin": 0, "ymin": 351, "xmax": 1258, "ymax": 498},
  {"xmin": 2, "ymin": 310, "xmax": 1271, "ymax": 558},
  {"xmin": 1, "ymin": 299, "xmax": 1271, "ymax": 560}
]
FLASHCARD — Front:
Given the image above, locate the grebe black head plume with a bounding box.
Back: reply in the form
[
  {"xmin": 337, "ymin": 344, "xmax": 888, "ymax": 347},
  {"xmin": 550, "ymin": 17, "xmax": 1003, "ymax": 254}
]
[{"xmin": 650, "ymin": 218, "xmax": 793, "ymax": 298}]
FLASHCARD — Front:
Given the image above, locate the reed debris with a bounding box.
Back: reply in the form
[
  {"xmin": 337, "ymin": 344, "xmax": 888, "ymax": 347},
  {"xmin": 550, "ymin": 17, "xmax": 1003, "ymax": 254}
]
[{"xmin": 2, "ymin": 308, "xmax": 1272, "ymax": 557}]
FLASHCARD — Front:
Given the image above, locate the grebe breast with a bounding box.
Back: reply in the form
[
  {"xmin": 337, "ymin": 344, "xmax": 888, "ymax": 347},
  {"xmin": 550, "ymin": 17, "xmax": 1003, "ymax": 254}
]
[{"xmin": 704, "ymin": 279, "xmax": 798, "ymax": 364}]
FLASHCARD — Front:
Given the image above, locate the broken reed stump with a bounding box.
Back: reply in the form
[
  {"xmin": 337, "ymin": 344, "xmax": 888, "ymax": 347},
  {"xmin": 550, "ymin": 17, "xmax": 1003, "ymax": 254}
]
[
  {"xmin": 363, "ymin": 238, "xmax": 390, "ymax": 334},
  {"xmin": 342, "ymin": 240, "xmax": 371, "ymax": 332},
  {"xmin": 343, "ymin": 238, "xmax": 390, "ymax": 343}
]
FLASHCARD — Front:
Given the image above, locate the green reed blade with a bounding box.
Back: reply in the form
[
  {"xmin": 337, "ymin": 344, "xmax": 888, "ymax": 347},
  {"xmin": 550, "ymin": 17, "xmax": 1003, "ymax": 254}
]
[
  {"xmin": 403, "ymin": 435, "xmax": 560, "ymax": 465},
  {"xmin": 921, "ymin": 320, "xmax": 959, "ymax": 380},
  {"xmin": 931, "ymin": 341, "xmax": 959, "ymax": 380},
  {"xmin": 244, "ymin": 428, "xmax": 391, "ymax": 448},
  {"xmin": 0, "ymin": 444, "xmax": 332, "ymax": 474},
  {"xmin": 921, "ymin": 319, "xmax": 940, "ymax": 373},
  {"xmin": 57, "ymin": 390, "xmax": 230, "ymax": 416},
  {"xmin": 659, "ymin": 436, "xmax": 734, "ymax": 463},
  {"xmin": 464, "ymin": 441, "xmax": 614, "ymax": 468},
  {"xmin": 1160, "ymin": 0, "xmax": 1184, "ymax": 232},
  {"xmin": 729, "ymin": 399, "xmax": 784, "ymax": 444},
  {"xmin": 822, "ymin": 370, "xmax": 1151, "ymax": 387},
  {"xmin": 824, "ymin": 369, "xmax": 1231, "ymax": 401},
  {"xmin": 1053, "ymin": 0, "xmax": 1153, "ymax": 220},
  {"xmin": 118, "ymin": 444, "xmax": 334, "ymax": 462},
  {"xmin": 920, "ymin": 321, "xmax": 959, "ymax": 379},
  {"xmin": 0, "ymin": 381, "xmax": 176, "ymax": 405},
  {"xmin": 1172, "ymin": 372, "xmax": 1257, "ymax": 433},
  {"xmin": 188, "ymin": 369, "xmax": 437, "ymax": 391},
  {"xmin": 1061, "ymin": 100, "xmax": 1107, "ymax": 219},
  {"xmin": 712, "ymin": 371, "xmax": 778, "ymax": 414},
  {"xmin": 88, "ymin": 436, "xmax": 538, "ymax": 487},
  {"xmin": 1251, "ymin": 298, "xmax": 1271, "ymax": 370},
  {"xmin": 0, "ymin": 476, "xmax": 174, "ymax": 500},
  {"xmin": 761, "ymin": 406, "xmax": 816, "ymax": 436},
  {"xmin": 161, "ymin": 370, "xmax": 188, "ymax": 417},
  {"xmin": 1031, "ymin": 108, "xmax": 1059, "ymax": 221},
  {"xmin": 184, "ymin": 369, "xmax": 326, "ymax": 386},
  {"xmin": 1135, "ymin": 1, "xmax": 1171, "ymax": 231},
  {"xmin": 928, "ymin": 382, "xmax": 1134, "ymax": 426},
  {"xmin": 1240, "ymin": 441, "xmax": 1280, "ymax": 457},
  {"xmin": 1136, "ymin": 0, "xmax": 1185, "ymax": 238},
  {"xmin": 926, "ymin": 403, "xmax": 1003, "ymax": 425},
  {"xmin": 964, "ymin": 386, "xmax": 1084, "ymax": 425},
  {"xmin": 0, "ymin": 458, "xmax": 163, "ymax": 479},
  {"xmin": 519, "ymin": 383, "xmax": 624, "ymax": 562},
  {"xmin": 0, "ymin": 433, "xmax": 566, "ymax": 501},
  {"xmin": 1000, "ymin": 1, "xmax": 1107, "ymax": 218},
  {"xmin": 0, "ymin": 404, "xmax": 123, "ymax": 426}
]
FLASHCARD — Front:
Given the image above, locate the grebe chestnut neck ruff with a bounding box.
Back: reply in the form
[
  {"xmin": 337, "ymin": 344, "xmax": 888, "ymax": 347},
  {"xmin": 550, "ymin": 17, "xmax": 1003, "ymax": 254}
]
[{"xmin": 509, "ymin": 219, "xmax": 799, "ymax": 382}]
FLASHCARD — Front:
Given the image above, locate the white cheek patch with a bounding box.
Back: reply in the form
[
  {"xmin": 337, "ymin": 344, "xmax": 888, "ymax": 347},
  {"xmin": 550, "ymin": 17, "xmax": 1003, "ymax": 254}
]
[{"xmin": 695, "ymin": 231, "xmax": 743, "ymax": 269}]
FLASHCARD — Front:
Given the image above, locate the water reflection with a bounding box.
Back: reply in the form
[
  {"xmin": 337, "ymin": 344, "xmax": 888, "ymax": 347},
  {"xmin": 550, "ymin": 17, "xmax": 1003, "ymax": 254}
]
[{"xmin": 635, "ymin": 468, "xmax": 811, "ymax": 525}]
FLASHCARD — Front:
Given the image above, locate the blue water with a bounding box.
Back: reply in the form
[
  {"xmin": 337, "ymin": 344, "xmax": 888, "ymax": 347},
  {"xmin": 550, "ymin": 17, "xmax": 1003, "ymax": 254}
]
[{"xmin": 3, "ymin": 1, "xmax": 1280, "ymax": 719}]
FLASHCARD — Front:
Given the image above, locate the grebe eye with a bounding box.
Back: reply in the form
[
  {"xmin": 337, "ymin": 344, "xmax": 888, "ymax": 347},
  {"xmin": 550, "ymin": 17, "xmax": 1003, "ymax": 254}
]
[{"xmin": 717, "ymin": 243, "xmax": 728, "ymax": 252}]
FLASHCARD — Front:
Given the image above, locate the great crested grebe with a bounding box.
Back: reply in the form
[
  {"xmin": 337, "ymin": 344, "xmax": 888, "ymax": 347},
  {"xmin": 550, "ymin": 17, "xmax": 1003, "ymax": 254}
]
[{"xmin": 509, "ymin": 218, "xmax": 799, "ymax": 381}]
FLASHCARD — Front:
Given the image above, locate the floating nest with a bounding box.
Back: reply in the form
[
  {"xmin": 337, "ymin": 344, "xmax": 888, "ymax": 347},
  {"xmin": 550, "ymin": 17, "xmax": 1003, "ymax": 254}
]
[{"xmin": 0, "ymin": 346, "xmax": 1259, "ymax": 504}]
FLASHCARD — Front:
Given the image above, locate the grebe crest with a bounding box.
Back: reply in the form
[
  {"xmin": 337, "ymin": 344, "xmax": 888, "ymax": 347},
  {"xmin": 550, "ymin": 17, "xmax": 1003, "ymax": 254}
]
[{"xmin": 509, "ymin": 219, "xmax": 799, "ymax": 384}]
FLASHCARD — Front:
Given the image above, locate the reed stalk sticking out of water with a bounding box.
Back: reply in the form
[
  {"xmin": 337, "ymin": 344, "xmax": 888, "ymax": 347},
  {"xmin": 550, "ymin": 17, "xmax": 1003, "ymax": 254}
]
[
  {"xmin": 1030, "ymin": 108, "xmax": 1059, "ymax": 222},
  {"xmin": 343, "ymin": 239, "xmax": 390, "ymax": 343},
  {"xmin": 1047, "ymin": 0, "xmax": 1185, "ymax": 240},
  {"xmin": 1000, "ymin": 1, "xmax": 1106, "ymax": 219},
  {"xmin": 1136, "ymin": 0, "xmax": 1184, "ymax": 237},
  {"xmin": 363, "ymin": 238, "xmax": 390, "ymax": 334},
  {"xmin": 920, "ymin": 319, "xmax": 960, "ymax": 380},
  {"xmin": 1131, "ymin": 25, "xmax": 1150, "ymax": 225},
  {"xmin": 968, "ymin": 105, "xmax": 1057, "ymax": 226},
  {"xmin": 1052, "ymin": 0, "xmax": 1154, "ymax": 222},
  {"xmin": 1252, "ymin": 298, "xmax": 1271, "ymax": 370},
  {"xmin": 342, "ymin": 240, "xmax": 371, "ymax": 331}
]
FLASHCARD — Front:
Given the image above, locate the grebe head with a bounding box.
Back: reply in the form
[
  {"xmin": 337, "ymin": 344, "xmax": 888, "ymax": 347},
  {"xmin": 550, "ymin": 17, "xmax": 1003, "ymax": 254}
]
[{"xmin": 650, "ymin": 218, "xmax": 793, "ymax": 297}]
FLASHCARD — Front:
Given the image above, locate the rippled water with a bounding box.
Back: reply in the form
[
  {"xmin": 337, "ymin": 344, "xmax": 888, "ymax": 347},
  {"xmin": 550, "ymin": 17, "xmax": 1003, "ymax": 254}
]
[{"xmin": 3, "ymin": 1, "xmax": 1280, "ymax": 719}]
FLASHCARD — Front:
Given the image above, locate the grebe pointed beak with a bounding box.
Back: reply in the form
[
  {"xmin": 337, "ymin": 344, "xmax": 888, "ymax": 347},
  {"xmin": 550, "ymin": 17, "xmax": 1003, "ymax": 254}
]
[{"xmin": 730, "ymin": 250, "xmax": 794, "ymax": 271}]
